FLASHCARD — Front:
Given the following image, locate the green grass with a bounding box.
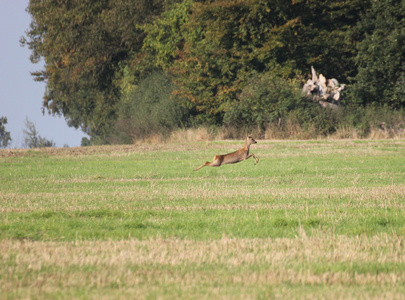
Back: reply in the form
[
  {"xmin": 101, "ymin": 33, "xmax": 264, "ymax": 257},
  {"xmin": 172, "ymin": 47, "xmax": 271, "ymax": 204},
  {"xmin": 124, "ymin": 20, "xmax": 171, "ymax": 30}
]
[{"xmin": 1, "ymin": 140, "xmax": 405, "ymax": 299}]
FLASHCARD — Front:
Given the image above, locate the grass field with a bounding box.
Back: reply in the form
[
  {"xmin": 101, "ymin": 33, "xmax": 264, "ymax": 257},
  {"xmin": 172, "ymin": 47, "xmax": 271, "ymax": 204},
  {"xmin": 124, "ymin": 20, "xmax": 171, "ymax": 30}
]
[{"xmin": 1, "ymin": 139, "xmax": 405, "ymax": 299}]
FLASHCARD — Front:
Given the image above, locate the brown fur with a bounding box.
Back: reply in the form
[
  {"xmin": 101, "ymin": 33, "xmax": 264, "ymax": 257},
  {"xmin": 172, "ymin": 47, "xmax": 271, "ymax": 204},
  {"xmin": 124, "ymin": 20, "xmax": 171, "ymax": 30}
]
[{"xmin": 193, "ymin": 136, "xmax": 259, "ymax": 171}]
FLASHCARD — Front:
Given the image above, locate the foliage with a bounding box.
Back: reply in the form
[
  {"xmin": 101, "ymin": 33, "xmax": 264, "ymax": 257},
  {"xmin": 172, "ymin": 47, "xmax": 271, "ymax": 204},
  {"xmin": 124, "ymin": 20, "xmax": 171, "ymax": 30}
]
[
  {"xmin": 262, "ymin": 105, "xmax": 405, "ymax": 139},
  {"xmin": 22, "ymin": 0, "xmax": 172, "ymax": 142},
  {"xmin": 142, "ymin": 0, "xmax": 193, "ymax": 70},
  {"xmin": 141, "ymin": 0, "xmax": 371, "ymax": 121},
  {"xmin": 223, "ymin": 73, "xmax": 305, "ymax": 130},
  {"xmin": 170, "ymin": 0, "xmax": 299, "ymax": 116},
  {"xmin": 23, "ymin": 117, "xmax": 55, "ymax": 148},
  {"xmin": 81, "ymin": 137, "xmax": 92, "ymax": 147},
  {"xmin": 350, "ymin": 0, "xmax": 405, "ymax": 108},
  {"xmin": 0, "ymin": 116, "xmax": 12, "ymax": 148},
  {"xmin": 290, "ymin": 0, "xmax": 369, "ymax": 79},
  {"xmin": 23, "ymin": 0, "xmax": 404, "ymax": 143},
  {"xmin": 114, "ymin": 71, "xmax": 190, "ymax": 143}
]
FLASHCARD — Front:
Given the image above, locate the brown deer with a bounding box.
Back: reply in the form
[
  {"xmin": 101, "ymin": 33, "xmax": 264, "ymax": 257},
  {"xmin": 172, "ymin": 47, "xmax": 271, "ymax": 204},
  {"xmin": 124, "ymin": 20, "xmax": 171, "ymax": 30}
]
[{"xmin": 193, "ymin": 136, "xmax": 259, "ymax": 171}]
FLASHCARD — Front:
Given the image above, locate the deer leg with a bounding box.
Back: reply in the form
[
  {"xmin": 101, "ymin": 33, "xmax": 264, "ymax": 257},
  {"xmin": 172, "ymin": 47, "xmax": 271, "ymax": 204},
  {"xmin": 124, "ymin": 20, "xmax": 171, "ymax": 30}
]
[
  {"xmin": 246, "ymin": 154, "xmax": 259, "ymax": 165},
  {"xmin": 193, "ymin": 161, "xmax": 211, "ymax": 171},
  {"xmin": 193, "ymin": 156, "xmax": 222, "ymax": 171}
]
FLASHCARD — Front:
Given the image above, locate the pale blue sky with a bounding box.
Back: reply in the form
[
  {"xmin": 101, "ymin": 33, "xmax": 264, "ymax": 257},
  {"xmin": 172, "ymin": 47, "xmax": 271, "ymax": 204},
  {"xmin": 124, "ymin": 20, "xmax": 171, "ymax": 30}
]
[{"xmin": 0, "ymin": 1, "xmax": 87, "ymax": 148}]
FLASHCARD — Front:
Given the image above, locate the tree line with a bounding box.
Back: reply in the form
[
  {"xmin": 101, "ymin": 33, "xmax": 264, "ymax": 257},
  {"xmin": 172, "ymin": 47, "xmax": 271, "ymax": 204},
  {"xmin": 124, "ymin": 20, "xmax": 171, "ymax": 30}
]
[{"xmin": 21, "ymin": 0, "xmax": 405, "ymax": 144}]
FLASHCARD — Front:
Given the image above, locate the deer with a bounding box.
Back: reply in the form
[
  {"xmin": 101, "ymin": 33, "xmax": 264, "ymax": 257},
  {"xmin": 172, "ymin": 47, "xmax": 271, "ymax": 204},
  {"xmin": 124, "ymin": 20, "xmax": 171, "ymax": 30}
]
[{"xmin": 193, "ymin": 136, "xmax": 259, "ymax": 171}]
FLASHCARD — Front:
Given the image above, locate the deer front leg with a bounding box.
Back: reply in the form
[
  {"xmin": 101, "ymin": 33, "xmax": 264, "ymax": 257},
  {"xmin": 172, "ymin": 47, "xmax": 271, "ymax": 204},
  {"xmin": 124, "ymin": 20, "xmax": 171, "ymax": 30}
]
[{"xmin": 246, "ymin": 153, "xmax": 259, "ymax": 165}]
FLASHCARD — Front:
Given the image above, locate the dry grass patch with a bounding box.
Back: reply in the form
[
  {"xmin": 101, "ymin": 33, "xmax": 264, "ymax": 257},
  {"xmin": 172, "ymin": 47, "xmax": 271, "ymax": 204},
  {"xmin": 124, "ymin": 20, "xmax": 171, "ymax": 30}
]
[
  {"xmin": 2, "ymin": 234, "xmax": 405, "ymax": 299},
  {"xmin": 2, "ymin": 185, "xmax": 404, "ymax": 213}
]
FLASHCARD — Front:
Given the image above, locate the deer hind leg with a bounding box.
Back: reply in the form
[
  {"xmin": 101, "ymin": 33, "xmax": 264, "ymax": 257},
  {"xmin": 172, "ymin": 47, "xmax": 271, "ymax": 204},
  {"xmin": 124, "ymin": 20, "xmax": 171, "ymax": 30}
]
[
  {"xmin": 193, "ymin": 161, "xmax": 211, "ymax": 171},
  {"xmin": 193, "ymin": 156, "xmax": 222, "ymax": 171}
]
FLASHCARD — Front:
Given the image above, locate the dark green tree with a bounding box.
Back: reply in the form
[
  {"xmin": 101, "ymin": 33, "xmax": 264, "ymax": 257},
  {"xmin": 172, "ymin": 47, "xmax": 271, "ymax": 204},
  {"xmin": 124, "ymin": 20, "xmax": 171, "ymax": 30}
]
[
  {"xmin": 224, "ymin": 73, "xmax": 304, "ymax": 129},
  {"xmin": 81, "ymin": 137, "xmax": 92, "ymax": 147},
  {"xmin": 290, "ymin": 0, "xmax": 369, "ymax": 80},
  {"xmin": 350, "ymin": 0, "xmax": 405, "ymax": 107},
  {"xmin": 0, "ymin": 116, "xmax": 12, "ymax": 148}
]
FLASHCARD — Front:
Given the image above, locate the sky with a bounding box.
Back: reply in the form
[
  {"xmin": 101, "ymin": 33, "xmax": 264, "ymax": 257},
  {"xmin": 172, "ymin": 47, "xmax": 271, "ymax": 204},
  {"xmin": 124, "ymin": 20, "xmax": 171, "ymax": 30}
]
[{"xmin": 0, "ymin": 1, "xmax": 87, "ymax": 148}]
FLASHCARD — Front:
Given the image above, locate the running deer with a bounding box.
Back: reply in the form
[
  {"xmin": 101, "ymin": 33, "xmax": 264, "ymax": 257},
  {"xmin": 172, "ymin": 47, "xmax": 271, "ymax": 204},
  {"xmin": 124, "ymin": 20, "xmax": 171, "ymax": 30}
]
[{"xmin": 193, "ymin": 136, "xmax": 259, "ymax": 171}]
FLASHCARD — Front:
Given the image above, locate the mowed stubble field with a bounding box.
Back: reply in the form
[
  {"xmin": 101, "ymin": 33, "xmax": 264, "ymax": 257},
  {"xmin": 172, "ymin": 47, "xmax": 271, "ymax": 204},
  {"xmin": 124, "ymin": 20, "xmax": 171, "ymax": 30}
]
[{"xmin": 1, "ymin": 139, "xmax": 405, "ymax": 299}]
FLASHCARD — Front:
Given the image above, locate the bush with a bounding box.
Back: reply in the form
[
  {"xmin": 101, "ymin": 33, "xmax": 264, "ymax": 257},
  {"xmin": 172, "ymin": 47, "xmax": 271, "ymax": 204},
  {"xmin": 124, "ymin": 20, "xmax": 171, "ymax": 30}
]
[
  {"xmin": 114, "ymin": 71, "xmax": 190, "ymax": 143},
  {"xmin": 113, "ymin": 71, "xmax": 405, "ymax": 142},
  {"xmin": 223, "ymin": 73, "xmax": 306, "ymax": 131},
  {"xmin": 264, "ymin": 105, "xmax": 405, "ymax": 140}
]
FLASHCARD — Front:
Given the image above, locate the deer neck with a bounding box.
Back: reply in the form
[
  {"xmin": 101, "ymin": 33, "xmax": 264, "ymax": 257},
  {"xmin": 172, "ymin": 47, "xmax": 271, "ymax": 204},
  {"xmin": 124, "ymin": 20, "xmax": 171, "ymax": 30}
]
[{"xmin": 243, "ymin": 139, "xmax": 251, "ymax": 151}]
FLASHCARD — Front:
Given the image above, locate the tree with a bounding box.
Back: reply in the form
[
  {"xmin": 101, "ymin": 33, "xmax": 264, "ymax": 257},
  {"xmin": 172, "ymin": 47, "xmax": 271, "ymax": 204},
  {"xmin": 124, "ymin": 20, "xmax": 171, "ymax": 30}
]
[
  {"xmin": 163, "ymin": 0, "xmax": 299, "ymax": 118},
  {"xmin": 142, "ymin": 0, "xmax": 193, "ymax": 70},
  {"xmin": 22, "ymin": 0, "xmax": 172, "ymax": 143},
  {"xmin": 224, "ymin": 72, "xmax": 305, "ymax": 130},
  {"xmin": 289, "ymin": 0, "xmax": 370, "ymax": 80},
  {"xmin": 81, "ymin": 137, "xmax": 91, "ymax": 147},
  {"xmin": 142, "ymin": 0, "xmax": 369, "ymax": 123},
  {"xmin": 350, "ymin": 0, "xmax": 405, "ymax": 107},
  {"xmin": 114, "ymin": 71, "xmax": 189, "ymax": 142},
  {"xmin": 23, "ymin": 117, "xmax": 55, "ymax": 148},
  {"xmin": 0, "ymin": 116, "xmax": 12, "ymax": 148}
]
